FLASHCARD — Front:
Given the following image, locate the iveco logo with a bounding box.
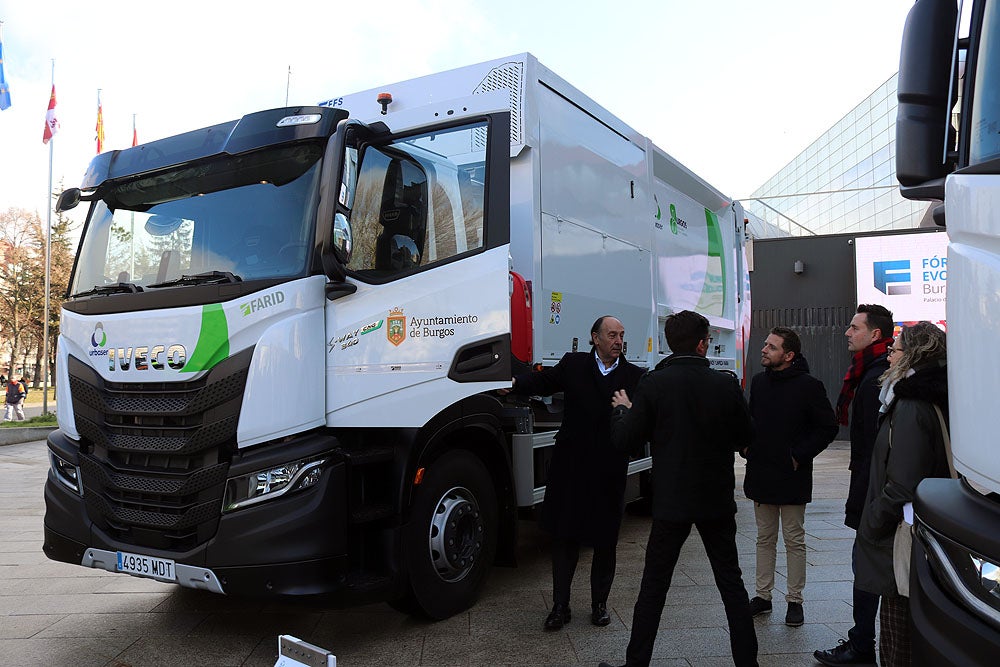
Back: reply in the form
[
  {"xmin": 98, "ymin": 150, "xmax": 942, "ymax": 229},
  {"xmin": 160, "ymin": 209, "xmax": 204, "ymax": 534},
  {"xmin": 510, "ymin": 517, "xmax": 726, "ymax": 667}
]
[{"xmin": 108, "ymin": 345, "xmax": 187, "ymax": 371}]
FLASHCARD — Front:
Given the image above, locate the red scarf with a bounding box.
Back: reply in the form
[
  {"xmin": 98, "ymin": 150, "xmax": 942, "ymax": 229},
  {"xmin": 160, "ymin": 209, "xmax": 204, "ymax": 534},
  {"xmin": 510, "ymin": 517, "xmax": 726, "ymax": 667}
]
[{"xmin": 836, "ymin": 337, "xmax": 892, "ymax": 426}]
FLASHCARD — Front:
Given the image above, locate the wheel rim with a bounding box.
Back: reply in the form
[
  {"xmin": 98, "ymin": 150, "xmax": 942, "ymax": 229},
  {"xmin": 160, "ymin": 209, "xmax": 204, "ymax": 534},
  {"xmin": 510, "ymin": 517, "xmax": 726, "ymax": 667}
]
[{"xmin": 427, "ymin": 486, "xmax": 484, "ymax": 583}]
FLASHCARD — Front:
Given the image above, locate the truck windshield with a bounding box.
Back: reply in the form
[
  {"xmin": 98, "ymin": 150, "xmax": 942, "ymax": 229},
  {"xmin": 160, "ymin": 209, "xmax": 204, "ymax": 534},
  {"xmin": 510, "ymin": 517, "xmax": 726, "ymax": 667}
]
[
  {"xmin": 69, "ymin": 143, "xmax": 323, "ymax": 295},
  {"xmin": 971, "ymin": 0, "xmax": 1000, "ymax": 164}
]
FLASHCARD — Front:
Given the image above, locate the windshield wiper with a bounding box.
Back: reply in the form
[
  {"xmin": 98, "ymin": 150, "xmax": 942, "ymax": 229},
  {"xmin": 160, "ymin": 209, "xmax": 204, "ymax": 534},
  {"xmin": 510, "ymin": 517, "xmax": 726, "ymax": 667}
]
[
  {"xmin": 71, "ymin": 282, "xmax": 144, "ymax": 298},
  {"xmin": 147, "ymin": 271, "xmax": 243, "ymax": 288}
]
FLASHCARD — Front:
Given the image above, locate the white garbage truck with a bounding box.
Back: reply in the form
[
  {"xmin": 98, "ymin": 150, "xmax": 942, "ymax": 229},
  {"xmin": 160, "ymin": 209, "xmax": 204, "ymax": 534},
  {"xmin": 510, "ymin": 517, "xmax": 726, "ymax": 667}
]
[
  {"xmin": 895, "ymin": 0, "xmax": 1000, "ymax": 662},
  {"xmin": 43, "ymin": 53, "xmax": 751, "ymax": 618}
]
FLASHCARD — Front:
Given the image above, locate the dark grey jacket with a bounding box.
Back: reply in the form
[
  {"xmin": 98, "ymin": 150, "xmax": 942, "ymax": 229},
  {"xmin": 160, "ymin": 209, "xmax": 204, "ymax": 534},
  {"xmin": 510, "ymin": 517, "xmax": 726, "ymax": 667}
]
[{"xmin": 855, "ymin": 362, "xmax": 950, "ymax": 596}]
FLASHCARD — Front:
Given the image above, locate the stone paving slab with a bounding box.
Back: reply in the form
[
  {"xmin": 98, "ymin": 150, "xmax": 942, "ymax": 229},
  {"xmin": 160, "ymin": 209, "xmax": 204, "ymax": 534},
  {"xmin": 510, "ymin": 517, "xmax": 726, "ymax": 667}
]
[{"xmin": 0, "ymin": 439, "xmax": 864, "ymax": 666}]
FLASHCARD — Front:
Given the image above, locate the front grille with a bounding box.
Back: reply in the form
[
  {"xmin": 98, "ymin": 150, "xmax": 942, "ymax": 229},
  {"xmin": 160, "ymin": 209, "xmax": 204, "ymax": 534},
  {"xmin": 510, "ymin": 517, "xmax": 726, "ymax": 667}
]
[{"xmin": 68, "ymin": 348, "xmax": 253, "ymax": 551}]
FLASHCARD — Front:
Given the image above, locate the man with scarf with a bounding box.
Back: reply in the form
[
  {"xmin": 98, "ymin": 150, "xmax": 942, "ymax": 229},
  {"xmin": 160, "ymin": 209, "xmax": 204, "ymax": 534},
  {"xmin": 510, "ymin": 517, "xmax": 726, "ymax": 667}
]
[{"xmin": 815, "ymin": 303, "xmax": 894, "ymax": 667}]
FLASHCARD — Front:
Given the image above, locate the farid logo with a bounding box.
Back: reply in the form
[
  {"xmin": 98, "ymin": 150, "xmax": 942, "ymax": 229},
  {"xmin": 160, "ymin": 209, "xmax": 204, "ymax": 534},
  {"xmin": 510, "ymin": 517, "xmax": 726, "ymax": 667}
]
[
  {"xmin": 873, "ymin": 260, "xmax": 912, "ymax": 295},
  {"xmin": 89, "ymin": 322, "xmax": 109, "ymax": 357},
  {"xmin": 239, "ymin": 290, "xmax": 285, "ymax": 317}
]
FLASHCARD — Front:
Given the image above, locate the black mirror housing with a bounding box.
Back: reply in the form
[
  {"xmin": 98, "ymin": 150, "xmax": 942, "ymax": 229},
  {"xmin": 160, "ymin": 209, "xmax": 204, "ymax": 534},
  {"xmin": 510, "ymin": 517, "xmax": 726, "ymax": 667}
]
[
  {"xmin": 896, "ymin": 0, "xmax": 959, "ymax": 199},
  {"xmin": 55, "ymin": 188, "xmax": 82, "ymax": 212}
]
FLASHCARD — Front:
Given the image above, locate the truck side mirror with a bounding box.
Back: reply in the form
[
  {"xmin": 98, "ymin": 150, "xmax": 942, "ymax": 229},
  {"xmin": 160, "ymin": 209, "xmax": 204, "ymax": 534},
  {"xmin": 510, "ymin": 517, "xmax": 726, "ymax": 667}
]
[
  {"xmin": 896, "ymin": 0, "xmax": 959, "ymax": 200},
  {"xmin": 55, "ymin": 188, "xmax": 82, "ymax": 212}
]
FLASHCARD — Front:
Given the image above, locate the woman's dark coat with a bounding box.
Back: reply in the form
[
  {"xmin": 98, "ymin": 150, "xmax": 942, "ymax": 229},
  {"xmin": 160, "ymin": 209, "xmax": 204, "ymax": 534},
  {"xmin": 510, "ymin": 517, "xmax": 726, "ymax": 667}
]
[
  {"xmin": 513, "ymin": 352, "xmax": 645, "ymax": 546},
  {"xmin": 744, "ymin": 354, "xmax": 839, "ymax": 505},
  {"xmin": 855, "ymin": 362, "xmax": 950, "ymax": 596}
]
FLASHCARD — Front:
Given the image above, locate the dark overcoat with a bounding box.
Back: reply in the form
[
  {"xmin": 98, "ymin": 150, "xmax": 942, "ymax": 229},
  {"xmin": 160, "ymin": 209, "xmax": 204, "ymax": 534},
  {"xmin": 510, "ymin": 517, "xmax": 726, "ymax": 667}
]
[
  {"xmin": 744, "ymin": 354, "xmax": 838, "ymax": 505},
  {"xmin": 609, "ymin": 354, "xmax": 752, "ymax": 522},
  {"xmin": 856, "ymin": 362, "xmax": 950, "ymax": 596},
  {"xmin": 846, "ymin": 353, "xmax": 891, "ymax": 529},
  {"xmin": 514, "ymin": 352, "xmax": 645, "ymax": 546}
]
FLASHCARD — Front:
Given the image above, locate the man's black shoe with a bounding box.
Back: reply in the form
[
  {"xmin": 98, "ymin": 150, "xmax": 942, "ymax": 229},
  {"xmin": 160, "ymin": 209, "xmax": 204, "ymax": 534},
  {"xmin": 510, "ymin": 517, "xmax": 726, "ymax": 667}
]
[
  {"xmin": 591, "ymin": 601, "xmax": 611, "ymax": 626},
  {"xmin": 748, "ymin": 596, "xmax": 772, "ymax": 616},
  {"xmin": 544, "ymin": 603, "xmax": 571, "ymax": 631},
  {"xmin": 785, "ymin": 601, "xmax": 804, "ymax": 627},
  {"xmin": 596, "ymin": 663, "xmax": 623, "ymax": 667},
  {"xmin": 813, "ymin": 639, "xmax": 877, "ymax": 666}
]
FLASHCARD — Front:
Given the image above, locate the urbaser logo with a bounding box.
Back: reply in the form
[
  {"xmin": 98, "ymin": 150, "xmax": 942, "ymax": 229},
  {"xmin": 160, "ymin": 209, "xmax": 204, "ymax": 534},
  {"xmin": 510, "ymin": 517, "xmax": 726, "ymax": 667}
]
[{"xmin": 873, "ymin": 260, "xmax": 911, "ymax": 295}]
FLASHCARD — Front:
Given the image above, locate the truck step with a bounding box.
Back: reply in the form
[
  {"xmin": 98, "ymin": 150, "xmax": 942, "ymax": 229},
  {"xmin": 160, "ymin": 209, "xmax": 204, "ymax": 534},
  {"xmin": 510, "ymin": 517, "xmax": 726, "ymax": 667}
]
[
  {"xmin": 344, "ymin": 571, "xmax": 392, "ymax": 594},
  {"xmin": 350, "ymin": 503, "xmax": 394, "ymax": 524},
  {"xmin": 339, "ymin": 445, "xmax": 394, "ymax": 466}
]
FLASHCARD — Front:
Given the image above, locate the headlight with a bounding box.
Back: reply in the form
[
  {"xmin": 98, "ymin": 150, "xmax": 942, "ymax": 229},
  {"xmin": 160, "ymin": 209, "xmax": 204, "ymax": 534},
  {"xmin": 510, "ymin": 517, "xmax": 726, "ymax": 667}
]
[
  {"xmin": 919, "ymin": 524, "xmax": 1000, "ymax": 631},
  {"xmin": 223, "ymin": 458, "xmax": 326, "ymax": 512},
  {"xmin": 971, "ymin": 554, "xmax": 1000, "ymax": 603},
  {"xmin": 49, "ymin": 451, "xmax": 83, "ymax": 495}
]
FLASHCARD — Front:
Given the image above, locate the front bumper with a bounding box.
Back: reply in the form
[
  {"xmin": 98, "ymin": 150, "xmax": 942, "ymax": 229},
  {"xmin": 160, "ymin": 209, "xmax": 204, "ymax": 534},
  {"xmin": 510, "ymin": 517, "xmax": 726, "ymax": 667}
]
[{"xmin": 43, "ymin": 430, "xmax": 357, "ymax": 598}]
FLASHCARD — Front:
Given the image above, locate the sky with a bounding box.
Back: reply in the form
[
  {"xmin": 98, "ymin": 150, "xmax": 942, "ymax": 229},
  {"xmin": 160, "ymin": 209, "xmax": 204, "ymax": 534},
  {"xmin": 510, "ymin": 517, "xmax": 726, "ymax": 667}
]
[{"xmin": 0, "ymin": 0, "xmax": 917, "ymax": 227}]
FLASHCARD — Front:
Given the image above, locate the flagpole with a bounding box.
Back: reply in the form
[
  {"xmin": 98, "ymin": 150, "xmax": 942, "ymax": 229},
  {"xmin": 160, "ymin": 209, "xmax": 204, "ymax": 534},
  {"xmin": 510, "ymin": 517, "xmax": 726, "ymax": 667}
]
[
  {"xmin": 285, "ymin": 65, "xmax": 291, "ymax": 106},
  {"xmin": 43, "ymin": 60, "xmax": 54, "ymax": 416}
]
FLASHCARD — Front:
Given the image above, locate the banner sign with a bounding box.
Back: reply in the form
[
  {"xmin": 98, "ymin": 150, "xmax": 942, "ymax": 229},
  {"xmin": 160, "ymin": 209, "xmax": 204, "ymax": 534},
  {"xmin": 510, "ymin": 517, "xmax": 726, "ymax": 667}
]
[{"xmin": 855, "ymin": 231, "xmax": 948, "ymax": 326}]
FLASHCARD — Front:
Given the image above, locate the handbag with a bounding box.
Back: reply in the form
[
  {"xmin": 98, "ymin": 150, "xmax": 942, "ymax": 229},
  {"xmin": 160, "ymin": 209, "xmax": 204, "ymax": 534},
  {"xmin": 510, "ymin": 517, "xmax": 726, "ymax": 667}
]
[{"xmin": 891, "ymin": 404, "xmax": 954, "ymax": 597}]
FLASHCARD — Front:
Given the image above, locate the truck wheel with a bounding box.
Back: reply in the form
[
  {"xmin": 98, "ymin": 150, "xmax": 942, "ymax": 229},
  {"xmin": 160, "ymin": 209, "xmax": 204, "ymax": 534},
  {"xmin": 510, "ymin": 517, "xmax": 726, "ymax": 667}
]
[{"xmin": 401, "ymin": 449, "xmax": 497, "ymax": 619}]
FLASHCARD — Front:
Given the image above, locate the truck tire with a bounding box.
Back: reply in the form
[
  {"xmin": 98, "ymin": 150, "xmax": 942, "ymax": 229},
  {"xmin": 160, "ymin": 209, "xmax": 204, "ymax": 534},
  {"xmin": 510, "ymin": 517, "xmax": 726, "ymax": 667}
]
[{"xmin": 400, "ymin": 449, "xmax": 498, "ymax": 619}]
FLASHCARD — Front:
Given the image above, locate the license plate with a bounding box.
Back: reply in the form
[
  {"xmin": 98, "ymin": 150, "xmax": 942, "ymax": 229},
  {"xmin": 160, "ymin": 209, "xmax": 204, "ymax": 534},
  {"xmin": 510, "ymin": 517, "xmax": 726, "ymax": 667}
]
[{"xmin": 116, "ymin": 550, "xmax": 176, "ymax": 582}]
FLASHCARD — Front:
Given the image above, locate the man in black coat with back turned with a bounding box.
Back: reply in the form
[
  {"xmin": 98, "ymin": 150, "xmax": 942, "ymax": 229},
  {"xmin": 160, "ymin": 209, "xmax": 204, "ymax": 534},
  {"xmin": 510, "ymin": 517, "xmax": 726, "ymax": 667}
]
[
  {"xmin": 743, "ymin": 327, "xmax": 838, "ymax": 628},
  {"xmin": 599, "ymin": 310, "xmax": 757, "ymax": 667},
  {"xmin": 506, "ymin": 315, "xmax": 644, "ymax": 631}
]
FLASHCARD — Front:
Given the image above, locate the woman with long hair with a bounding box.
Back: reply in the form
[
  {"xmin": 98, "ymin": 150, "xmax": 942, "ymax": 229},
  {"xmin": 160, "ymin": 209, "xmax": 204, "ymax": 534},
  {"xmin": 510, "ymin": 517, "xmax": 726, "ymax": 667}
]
[{"xmin": 856, "ymin": 321, "xmax": 949, "ymax": 666}]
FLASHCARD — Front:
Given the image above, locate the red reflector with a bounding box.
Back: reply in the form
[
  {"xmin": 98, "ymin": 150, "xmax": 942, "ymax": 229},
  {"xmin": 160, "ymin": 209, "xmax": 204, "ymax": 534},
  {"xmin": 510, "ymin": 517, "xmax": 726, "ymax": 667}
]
[
  {"xmin": 413, "ymin": 467, "xmax": 425, "ymax": 486},
  {"xmin": 509, "ymin": 271, "xmax": 533, "ymax": 363}
]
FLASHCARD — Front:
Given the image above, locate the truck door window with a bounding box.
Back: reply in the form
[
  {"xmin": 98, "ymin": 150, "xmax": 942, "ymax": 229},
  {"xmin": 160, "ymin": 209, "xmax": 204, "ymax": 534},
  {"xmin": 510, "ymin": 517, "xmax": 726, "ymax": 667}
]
[
  {"xmin": 346, "ymin": 121, "xmax": 488, "ymax": 281},
  {"xmin": 971, "ymin": 0, "xmax": 1000, "ymax": 165}
]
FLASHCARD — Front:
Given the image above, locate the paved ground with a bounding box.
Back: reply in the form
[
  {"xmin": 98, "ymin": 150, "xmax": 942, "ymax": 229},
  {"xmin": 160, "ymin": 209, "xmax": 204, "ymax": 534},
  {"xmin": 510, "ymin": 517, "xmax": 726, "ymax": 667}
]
[{"xmin": 0, "ymin": 440, "xmax": 859, "ymax": 667}]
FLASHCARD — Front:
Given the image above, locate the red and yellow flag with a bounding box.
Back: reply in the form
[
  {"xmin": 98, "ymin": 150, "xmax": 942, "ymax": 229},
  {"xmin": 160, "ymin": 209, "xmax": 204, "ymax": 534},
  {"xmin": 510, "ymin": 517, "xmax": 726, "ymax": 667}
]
[{"xmin": 95, "ymin": 99, "xmax": 105, "ymax": 153}]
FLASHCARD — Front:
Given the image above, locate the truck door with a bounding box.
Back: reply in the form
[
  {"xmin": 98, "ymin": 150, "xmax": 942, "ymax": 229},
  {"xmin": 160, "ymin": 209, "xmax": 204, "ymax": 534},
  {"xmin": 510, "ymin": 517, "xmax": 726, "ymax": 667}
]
[{"xmin": 325, "ymin": 113, "xmax": 511, "ymax": 426}]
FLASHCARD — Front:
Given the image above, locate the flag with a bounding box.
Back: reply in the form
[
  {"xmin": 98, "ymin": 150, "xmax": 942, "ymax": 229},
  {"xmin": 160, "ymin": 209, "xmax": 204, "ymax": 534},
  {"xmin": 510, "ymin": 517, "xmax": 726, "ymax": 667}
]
[
  {"xmin": 132, "ymin": 118, "xmax": 137, "ymax": 147},
  {"xmin": 0, "ymin": 26, "xmax": 11, "ymax": 111},
  {"xmin": 42, "ymin": 84, "xmax": 59, "ymax": 144},
  {"xmin": 95, "ymin": 98, "xmax": 105, "ymax": 153}
]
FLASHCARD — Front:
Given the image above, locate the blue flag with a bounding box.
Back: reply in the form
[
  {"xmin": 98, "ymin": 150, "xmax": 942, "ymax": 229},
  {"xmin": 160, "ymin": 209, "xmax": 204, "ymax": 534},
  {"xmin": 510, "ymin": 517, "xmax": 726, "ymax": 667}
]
[{"xmin": 0, "ymin": 30, "xmax": 11, "ymax": 111}]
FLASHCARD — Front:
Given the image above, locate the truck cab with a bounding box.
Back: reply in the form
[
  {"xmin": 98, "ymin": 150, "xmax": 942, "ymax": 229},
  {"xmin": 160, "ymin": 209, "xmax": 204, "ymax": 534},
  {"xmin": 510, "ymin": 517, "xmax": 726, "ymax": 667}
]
[{"xmin": 896, "ymin": 0, "xmax": 1000, "ymax": 661}]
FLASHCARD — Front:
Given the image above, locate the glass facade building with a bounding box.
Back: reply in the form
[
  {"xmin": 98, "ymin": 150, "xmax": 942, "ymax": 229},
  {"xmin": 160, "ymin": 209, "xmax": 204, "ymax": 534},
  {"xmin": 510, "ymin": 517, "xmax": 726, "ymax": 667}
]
[{"xmin": 745, "ymin": 73, "xmax": 933, "ymax": 238}]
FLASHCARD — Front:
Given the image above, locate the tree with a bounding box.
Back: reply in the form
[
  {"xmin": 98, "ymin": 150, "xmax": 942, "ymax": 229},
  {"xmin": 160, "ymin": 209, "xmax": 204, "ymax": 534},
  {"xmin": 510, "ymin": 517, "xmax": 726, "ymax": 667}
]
[
  {"xmin": 0, "ymin": 207, "xmax": 47, "ymax": 377},
  {"xmin": 32, "ymin": 203, "xmax": 77, "ymax": 387}
]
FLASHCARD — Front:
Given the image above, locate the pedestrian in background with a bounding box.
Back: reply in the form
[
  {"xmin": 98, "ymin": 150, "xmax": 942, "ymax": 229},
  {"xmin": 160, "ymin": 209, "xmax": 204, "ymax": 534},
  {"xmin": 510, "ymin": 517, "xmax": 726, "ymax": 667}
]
[
  {"xmin": 856, "ymin": 322, "xmax": 949, "ymax": 667},
  {"xmin": 4, "ymin": 375, "xmax": 26, "ymax": 421},
  {"xmin": 503, "ymin": 315, "xmax": 645, "ymax": 631},
  {"xmin": 743, "ymin": 327, "xmax": 838, "ymax": 627},
  {"xmin": 600, "ymin": 310, "xmax": 757, "ymax": 667},
  {"xmin": 815, "ymin": 303, "xmax": 894, "ymax": 666}
]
